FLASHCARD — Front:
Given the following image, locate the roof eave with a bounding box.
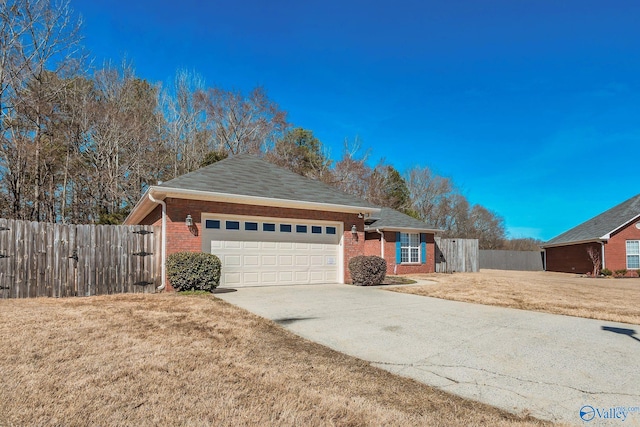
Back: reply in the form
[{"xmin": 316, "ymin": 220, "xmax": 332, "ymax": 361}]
[
  {"xmin": 599, "ymin": 213, "xmax": 640, "ymax": 240},
  {"xmin": 540, "ymin": 238, "xmax": 608, "ymax": 249},
  {"xmin": 125, "ymin": 186, "xmax": 380, "ymax": 225},
  {"xmin": 123, "ymin": 187, "xmax": 152, "ymax": 225},
  {"xmin": 365, "ymin": 226, "xmax": 442, "ymax": 234}
]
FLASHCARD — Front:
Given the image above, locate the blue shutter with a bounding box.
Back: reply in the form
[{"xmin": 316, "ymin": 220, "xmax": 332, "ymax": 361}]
[
  {"xmin": 420, "ymin": 233, "xmax": 427, "ymax": 264},
  {"xmin": 395, "ymin": 232, "xmax": 402, "ymax": 263}
]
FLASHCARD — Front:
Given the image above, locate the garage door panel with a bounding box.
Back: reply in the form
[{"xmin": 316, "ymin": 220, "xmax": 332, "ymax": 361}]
[
  {"xmin": 278, "ymin": 271, "xmax": 293, "ymax": 282},
  {"xmin": 243, "ymin": 255, "xmax": 259, "ymax": 266},
  {"xmin": 295, "ymin": 255, "xmax": 309, "ymax": 266},
  {"xmin": 262, "ymin": 255, "xmax": 277, "ymax": 266},
  {"xmin": 224, "ymin": 255, "xmax": 242, "ymax": 267},
  {"xmin": 243, "ymin": 272, "xmax": 260, "ymax": 285},
  {"xmin": 278, "ymin": 255, "xmax": 293, "ymax": 266},
  {"xmin": 209, "ymin": 229, "xmax": 339, "ymax": 287},
  {"xmin": 225, "ymin": 241, "xmax": 242, "ymax": 249},
  {"xmin": 224, "ymin": 272, "xmax": 242, "ymax": 285},
  {"xmin": 261, "ymin": 272, "xmax": 277, "ymax": 283}
]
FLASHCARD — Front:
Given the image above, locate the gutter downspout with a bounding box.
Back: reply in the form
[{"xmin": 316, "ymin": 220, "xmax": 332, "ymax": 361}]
[
  {"xmin": 376, "ymin": 229, "xmax": 385, "ymax": 259},
  {"xmin": 148, "ymin": 192, "xmax": 167, "ymax": 292}
]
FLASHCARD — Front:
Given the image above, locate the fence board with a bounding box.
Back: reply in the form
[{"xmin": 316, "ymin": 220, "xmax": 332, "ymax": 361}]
[
  {"xmin": 479, "ymin": 250, "xmax": 544, "ymax": 271},
  {"xmin": 0, "ymin": 219, "xmax": 159, "ymax": 299},
  {"xmin": 435, "ymin": 238, "xmax": 479, "ymax": 273}
]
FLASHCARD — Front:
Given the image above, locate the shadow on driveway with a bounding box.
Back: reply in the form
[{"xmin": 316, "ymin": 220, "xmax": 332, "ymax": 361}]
[{"xmin": 602, "ymin": 326, "xmax": 640, "ymax": 343}]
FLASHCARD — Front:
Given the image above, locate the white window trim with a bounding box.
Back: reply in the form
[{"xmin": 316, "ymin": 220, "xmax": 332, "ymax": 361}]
[
  {"xmin": 400, "ymin": 232, "xmax": 421, "ymax": 264},
  {"xmin": 626, "ymin": 240, "xmax": 640, "ymax": 269}
]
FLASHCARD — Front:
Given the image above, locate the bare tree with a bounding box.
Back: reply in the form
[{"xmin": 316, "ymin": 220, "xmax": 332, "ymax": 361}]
[
  {"xmin": 161, "ymin": 69, "xmax": 209, "ymax": 176},
  {"xmin": 586, "ymin": 246, "xmax": 601, "ymax": 276},
  {"xmin": 195, "ymin": 86, "xmax": 288, "ymax": 156},
  {"xmin": 329, "ymin": 138, "xmax": 372, "ymax": 198},
  {"xmin": 0, "ymin": 0, "xmax": 83, "ymax": 221}
]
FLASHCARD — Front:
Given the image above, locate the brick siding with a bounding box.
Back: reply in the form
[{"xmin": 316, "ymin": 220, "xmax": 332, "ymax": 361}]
[
  {"xmin": 140, "ymin": 198, "xmax": 365, "ymax": 288},
  {"xmin": 364, "ymin": 231, "xmax": 435, "ymax": 274},
  {"xmin": 545, "ymin": 219, "xmax": 640, "ymax": 273},
  {"xmin": 605, "ymin": 220, "xmax": 640, "ymax": 271}
]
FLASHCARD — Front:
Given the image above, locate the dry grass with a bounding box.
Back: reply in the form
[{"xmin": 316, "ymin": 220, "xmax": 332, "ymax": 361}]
[
  {"xmin": 393, "ymin": 269, "xmax": 640, "ymax": 325},
  {"xmin": 0, "ymin": 293, "xmax": 549, "ymax": 427}
]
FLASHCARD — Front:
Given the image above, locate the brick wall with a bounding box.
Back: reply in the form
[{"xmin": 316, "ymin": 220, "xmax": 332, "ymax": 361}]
[
  {"xmin": 545, "ymin": 242, "xmax": 602, "ymax": 274},
  {"xmin": 364, "ymin": 231, "xmax": 435, "ymax": 274},
  {"xmin": 605, "ymin": 220, "xmax": 640, "ymax": 271},
  {"xmin": 140, "ymin": 198, "xmax": 365, "ymax": 287}
]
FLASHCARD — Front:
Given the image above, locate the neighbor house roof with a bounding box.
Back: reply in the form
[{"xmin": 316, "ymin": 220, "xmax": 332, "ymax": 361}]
[
  {"xmin": 125, "ymin": 155, "xmax": 379, "ymax": 225},
  {"xmin": 364, "ymin": 207, "xmax": 440, "ymax": 233},
  {"xmin": 542, "ymin": 194, "xmax": 640, "ymax": 248}
]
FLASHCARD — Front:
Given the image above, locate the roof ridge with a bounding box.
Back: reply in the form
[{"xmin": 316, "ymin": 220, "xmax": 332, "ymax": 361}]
[{"xmin": 545, "ymin": 193, "xmax": 640, "ymax": 245}]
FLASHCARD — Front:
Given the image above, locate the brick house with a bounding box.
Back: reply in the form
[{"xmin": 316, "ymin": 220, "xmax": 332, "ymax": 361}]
[
  {"xmin": 541, "ymin": 194, "xmax": 640, "ymax": 273},
  {"xmin": 124, "ymin": 155, "xmax": 439, "ymax": 289}
]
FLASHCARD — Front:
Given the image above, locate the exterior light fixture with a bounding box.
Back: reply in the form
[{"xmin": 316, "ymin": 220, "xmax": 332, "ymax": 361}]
[
  {"xmin": 351, "ymin": 224, "xmax": 357, "ymax": 235},
  {"xmin": 357, "ymin": 213, "xmax": 364, "ymax": 219},
  {"xmin": 185, "ymin": 214, "xmax": 193, "ymax": 228}
]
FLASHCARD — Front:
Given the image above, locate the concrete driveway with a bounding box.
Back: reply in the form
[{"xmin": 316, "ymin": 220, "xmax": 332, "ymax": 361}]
[{"xmin": 216, "ymin": 283, "xmax": 640, "ymax": 426}]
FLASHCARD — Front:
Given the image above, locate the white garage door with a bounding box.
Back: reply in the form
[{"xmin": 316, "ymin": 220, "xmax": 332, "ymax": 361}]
[{"xmin": 202, "ymin": 214, "xmax": 342, "ymax": 287}]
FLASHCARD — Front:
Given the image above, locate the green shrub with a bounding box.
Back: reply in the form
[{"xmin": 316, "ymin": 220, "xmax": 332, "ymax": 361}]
[
  {"xmin": 166, "ymin": 252, "xmax": 221, "ymax": 292},
  {"xmin": 349, "ymin": 255, "xmax": 387, "ymax": 286},
  {"xmin": 601, "ymin": 268, "xmax": 612, "ymax": 276}
]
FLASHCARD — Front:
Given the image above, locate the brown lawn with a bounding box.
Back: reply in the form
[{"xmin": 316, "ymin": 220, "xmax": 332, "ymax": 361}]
[
  {"xmin": 0, "ymin": 293, "xmax": 550, "ymax": 427},
  {"xmin": 393, "ymin": 269, "xmax": 640, "ymax": 325}
]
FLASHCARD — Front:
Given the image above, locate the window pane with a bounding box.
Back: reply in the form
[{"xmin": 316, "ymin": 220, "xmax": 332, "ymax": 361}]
[
  {"xmin": 311, "ymin": 226, "xmax": 322, "ymax": 234},
  {"xmin": 296, "ymin": 225, "xmax": 307, "ymax": 233},
  {"xmin": 401, "ymin": 233, "xmax": 409, "ymax": 246},
  {"xmin": 627, "ymin": 240, "xmax": 640, "ymax": 255},
  {"xmin": 401, "ymin": 248, "xmax": 409, "ymax": 263},
  {"xmin": 411, "ymin": 248, "xmax": 419, "ymax": 263},
  {"xmin": 245, "ymin": 222, "xmax": 258, "ymax": 231},
  {"xmin": 326, "ymin": 226, "xmax": 336, "ymax": 235},
  {"xmin": 280, "ymin": 224, "xmax": 292, "ymax": 232},
  {"xmin": 205, "ymin": 220, "xmax": 220, "ymax": 229},
  {"xmin": 263, "ymin": 223, "xmax": 275, "ymax": 232},
  {"xmin": 628, "ymin": 255, "xmax": 640, "ymax": 269},
  {"xmin": 226, "ymin": 221, "xmax": 240, "ymax": 230},
  {"xmin": 409, "ymin": 234, "xmax": 419, "ymax": 246}
]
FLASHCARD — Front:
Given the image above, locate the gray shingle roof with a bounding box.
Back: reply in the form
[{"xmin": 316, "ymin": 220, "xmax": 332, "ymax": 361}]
[
  {"xmin": 544, "ymin": 194, "xmax": 640, "ymax": 246},
  {"xmin": 365, "ymin": 207, "xmax": 439, "ymax": 231},
  {"xmin": 157, "ymin": 154, "xmax": 377, "ymax": 209}
]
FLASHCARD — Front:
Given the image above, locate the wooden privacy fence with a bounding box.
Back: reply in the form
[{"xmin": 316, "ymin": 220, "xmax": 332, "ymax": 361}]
[
  {"xmin": 479, "ymin": 250, "xmax": 544, "ymax": 271},
  {"xmin": 435, "ymin": 237, "xmax": 479, "ymax": 273},
  {"xmin": 0, "ymin": 218, "xmax": 161, "ymax": 298}
]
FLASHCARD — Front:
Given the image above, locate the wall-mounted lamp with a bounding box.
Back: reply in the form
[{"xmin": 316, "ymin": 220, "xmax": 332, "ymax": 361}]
[
  {"xmin": 351, "ymin": 224, "xmax": 357, "ymax": 235},
  {"xmin": 357, "ymin": 213, "xmax": 364, "ymax": 219},
  {"xmin": 185, "ymin": 214, "xmax": 193, "ymax": 228}
]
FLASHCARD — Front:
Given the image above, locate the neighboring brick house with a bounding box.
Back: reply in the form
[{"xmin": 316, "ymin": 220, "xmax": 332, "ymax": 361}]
[
  {"xmin": 541, "ymin": 194, "xmax": 640, "ymax": 273},
  {"xmin": 124, "ymin": 155, "xmax": 439, "ymax": 289}
]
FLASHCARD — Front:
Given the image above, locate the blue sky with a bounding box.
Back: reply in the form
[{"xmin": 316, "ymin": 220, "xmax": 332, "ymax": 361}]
[{"xmin": 73, "ymin": 0, "xmax": 640, "ymax": 240}]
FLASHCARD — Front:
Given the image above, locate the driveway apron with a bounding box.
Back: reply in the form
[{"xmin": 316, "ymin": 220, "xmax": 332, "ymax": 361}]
[{"xmin": 216, "ymin": 283, "xmax": 640, "ymax": 426}]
